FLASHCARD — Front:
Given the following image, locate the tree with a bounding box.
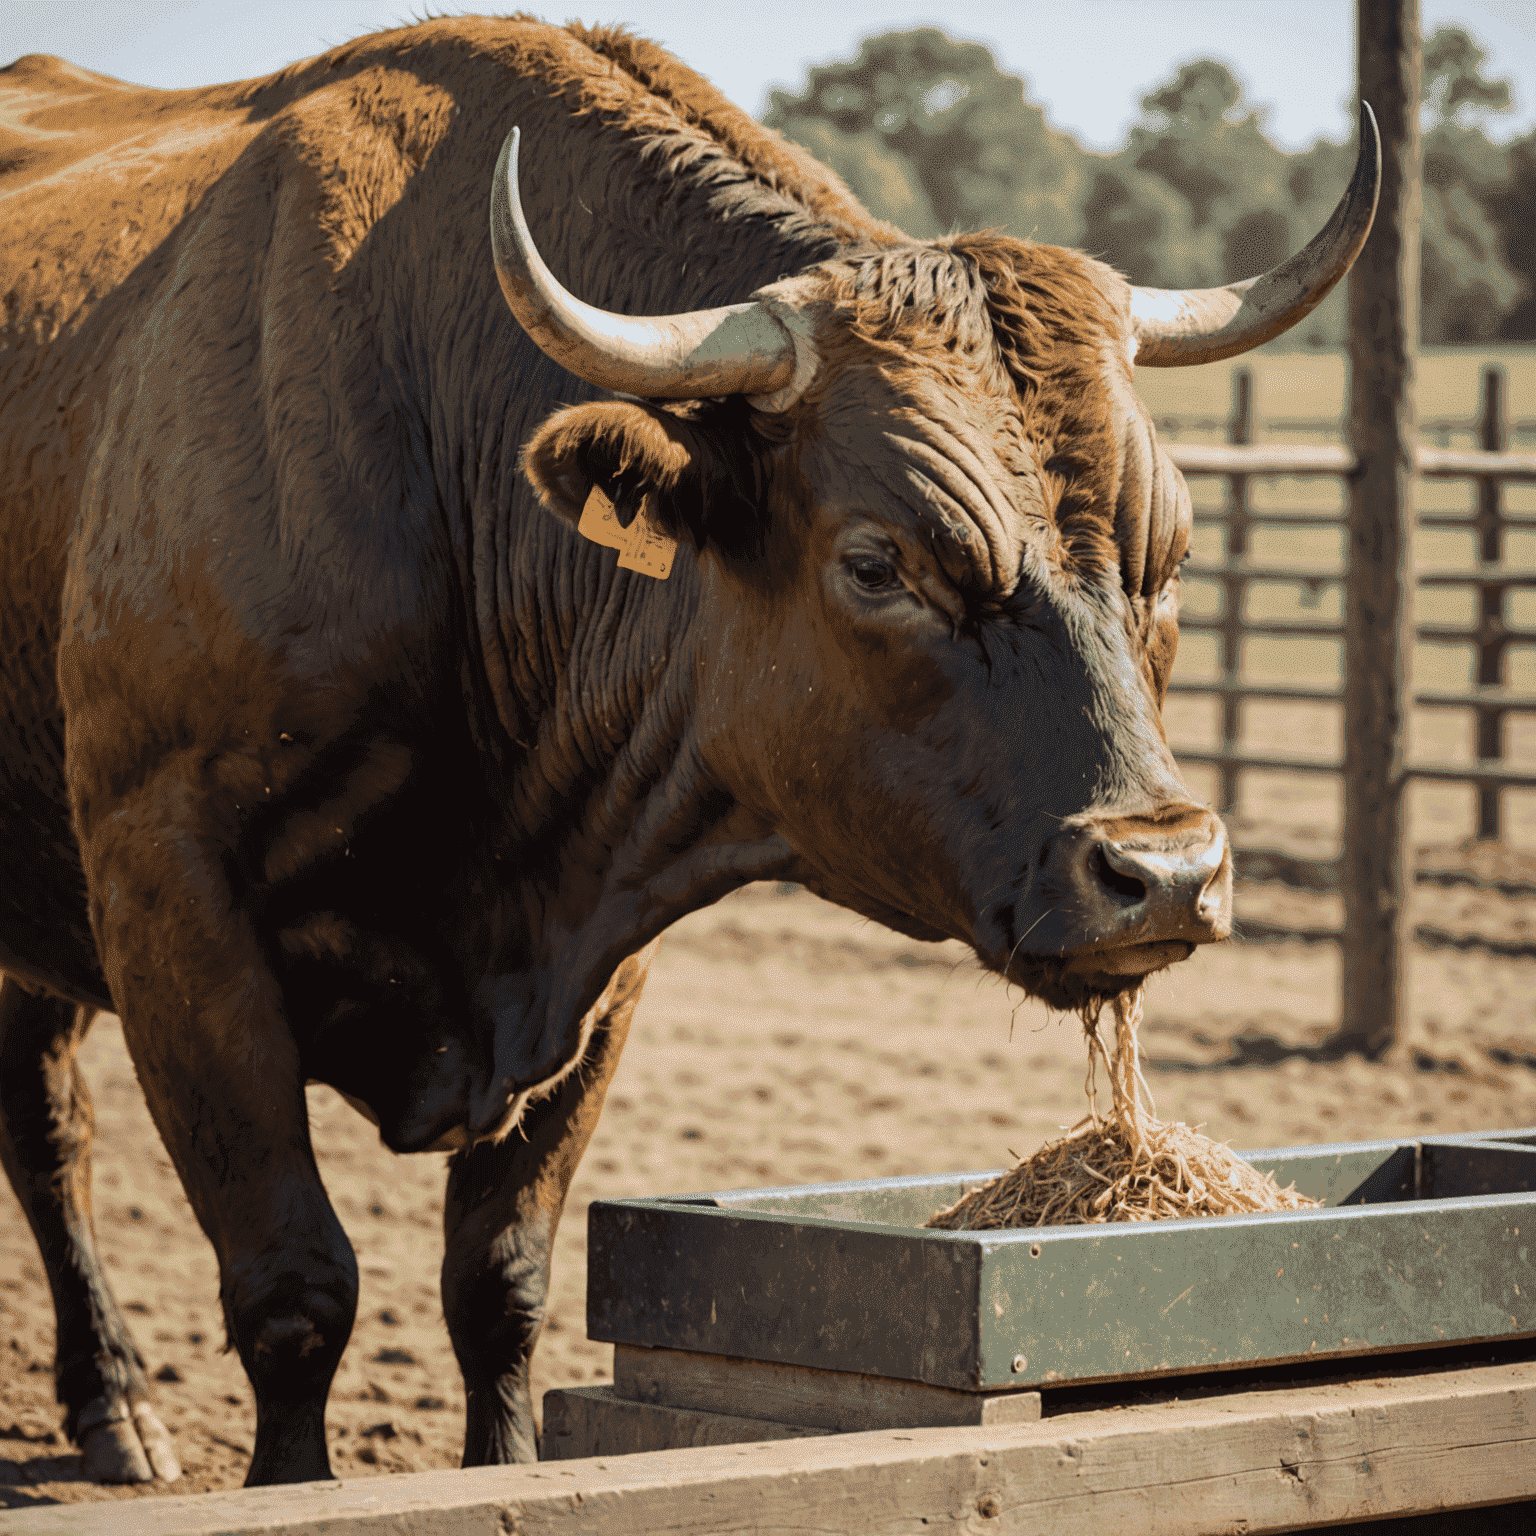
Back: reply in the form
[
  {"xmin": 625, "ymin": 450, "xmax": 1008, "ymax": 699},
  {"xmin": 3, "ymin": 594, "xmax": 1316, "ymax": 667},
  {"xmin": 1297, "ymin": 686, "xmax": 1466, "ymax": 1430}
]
[
  {"xmin": 1418, "ymin": 26, "xmax": 1525, "ymax": 343},
  {"xmin": 762, "ymin": 26, "xmax": 1535, "ymax": 344},
  {"xmin": 1077, "ymin": 164, "xmax": 1218, "ymax": 288},
  {"xmin": 1124, "ymin": 59, "xmax": 1302, "ymax": 287},
  {"xmin": 1489, "ymin": 128, "xmax": 1536, "ymax": 341},
  {"xmin": 1423, "ymin": 25, "xmax": 1513, "ymax": 128},
  {"xmin": 1132, "ymin": 60, "xmax": 1274, "ymax": 230},
  {"xmin": 763, "ymin": 29, "xmax": 1086, "ymax": 247},
  {"xmin": 780, "ymin": 117, "xmax": 943, "ymax": 237}
]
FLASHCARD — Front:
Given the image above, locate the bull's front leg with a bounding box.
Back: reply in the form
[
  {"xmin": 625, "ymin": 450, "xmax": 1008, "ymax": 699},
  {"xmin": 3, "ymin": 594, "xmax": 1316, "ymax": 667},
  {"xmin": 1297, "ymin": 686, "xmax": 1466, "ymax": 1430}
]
[
  {"xmin": 441, "ymin": 956, "xmax": 646, "ymax": 1463},
  {"xmin": 77, "ymin": 784, "xmax": 358, "ymax": 1486}
]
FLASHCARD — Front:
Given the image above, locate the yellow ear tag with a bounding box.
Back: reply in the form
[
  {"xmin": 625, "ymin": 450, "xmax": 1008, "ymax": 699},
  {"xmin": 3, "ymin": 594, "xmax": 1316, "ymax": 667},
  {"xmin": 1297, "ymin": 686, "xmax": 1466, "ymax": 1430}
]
[
  {"xmin": 577, "ymin": 486, "xmax": 676, "ymax": 580},
  {"xmin": 577, "ymin": 484, "xmax": 629, "ymax": 551}
]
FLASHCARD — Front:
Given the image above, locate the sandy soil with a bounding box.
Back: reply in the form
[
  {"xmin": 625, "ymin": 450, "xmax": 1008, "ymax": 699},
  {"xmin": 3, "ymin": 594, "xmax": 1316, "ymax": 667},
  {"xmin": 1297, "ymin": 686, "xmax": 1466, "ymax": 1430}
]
[{"xmin": 3, "ymin": 858, "xmax": 1536, "ymax": 1509}]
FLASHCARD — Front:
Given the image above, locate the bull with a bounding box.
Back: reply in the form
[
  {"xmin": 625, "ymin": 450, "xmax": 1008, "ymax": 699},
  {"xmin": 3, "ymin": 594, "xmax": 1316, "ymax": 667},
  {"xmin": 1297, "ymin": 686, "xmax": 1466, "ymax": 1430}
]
[{"xmin": 0, "ymin": 18, "xmax": 1376, "ymax": 1485}]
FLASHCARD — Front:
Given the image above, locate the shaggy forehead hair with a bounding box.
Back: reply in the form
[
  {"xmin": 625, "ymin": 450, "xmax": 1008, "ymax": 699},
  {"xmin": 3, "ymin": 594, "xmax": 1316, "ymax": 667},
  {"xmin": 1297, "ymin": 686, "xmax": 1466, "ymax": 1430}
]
[{"xmin": 806, "ymin": 234, "xmax": 1171, "ymax": 597}]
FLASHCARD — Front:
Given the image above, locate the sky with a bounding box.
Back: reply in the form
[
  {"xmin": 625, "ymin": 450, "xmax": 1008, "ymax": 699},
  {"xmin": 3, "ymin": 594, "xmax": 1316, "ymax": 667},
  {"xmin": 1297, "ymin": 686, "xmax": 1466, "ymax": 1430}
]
[{"xmin": 4, "ymin": 0, "xmax": 1534, "ymax": 153}]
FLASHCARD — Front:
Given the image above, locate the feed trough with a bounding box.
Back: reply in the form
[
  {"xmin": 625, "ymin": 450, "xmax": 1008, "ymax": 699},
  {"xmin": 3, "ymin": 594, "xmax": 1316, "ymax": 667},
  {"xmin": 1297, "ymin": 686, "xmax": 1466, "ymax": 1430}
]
[{"xmin": 574, "ymin": 1127, "xmax": 1536, "ymax": 1432}]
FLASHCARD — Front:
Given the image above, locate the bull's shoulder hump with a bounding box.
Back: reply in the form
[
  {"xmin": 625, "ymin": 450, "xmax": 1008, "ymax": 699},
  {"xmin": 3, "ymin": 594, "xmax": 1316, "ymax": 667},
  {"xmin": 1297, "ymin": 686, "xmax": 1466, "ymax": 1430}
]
[
  {"xmin": 0, "ymin": 57, "xmax": 258, "ymax": 225},
  {"xmin": 1, "ymin": 53, "xmax": 136, "ymax": 93},
  {"xmin": 0, "ymin": 61, "xmax": 265, "ymax": 342}
]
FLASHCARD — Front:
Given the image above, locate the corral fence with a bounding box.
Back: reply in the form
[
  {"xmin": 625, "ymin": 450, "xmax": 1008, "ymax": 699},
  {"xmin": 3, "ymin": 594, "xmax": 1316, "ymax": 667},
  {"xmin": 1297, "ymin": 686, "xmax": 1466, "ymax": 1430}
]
[
  {"xmin": 1167, "ymin": 363, "xmax": 1536, "ymax": 843},
  {"xmin": 1161, "ymin": 357, "xmax": 1536, "ymax": 1051},
  {"xmin": 1150, "ymin": 380, "xmax": 1536, "ymax": 452}
]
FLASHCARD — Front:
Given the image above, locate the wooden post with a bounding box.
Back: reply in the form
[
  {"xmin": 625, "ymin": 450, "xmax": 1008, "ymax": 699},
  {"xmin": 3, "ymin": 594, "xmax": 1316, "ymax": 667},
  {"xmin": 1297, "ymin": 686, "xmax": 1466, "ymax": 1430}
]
[
  {"xmin": 1340, "ymin": 0, "xmax": 1420, "ymax": 1058},
  {"xmin": 1475, "ymin": 365, "xmax": 1508, "ymax": 841},
  {"xmin": 1218, "ymin": 368, "xmax": 1254, "ymax": 814}
]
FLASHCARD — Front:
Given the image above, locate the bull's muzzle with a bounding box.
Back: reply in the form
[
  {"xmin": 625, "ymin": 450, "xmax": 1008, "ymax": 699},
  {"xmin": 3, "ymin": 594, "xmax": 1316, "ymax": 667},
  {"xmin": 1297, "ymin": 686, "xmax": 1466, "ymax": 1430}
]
[{"xmin": 1044, "ymin": 807, "xmax": 1232, "ymax": 976}]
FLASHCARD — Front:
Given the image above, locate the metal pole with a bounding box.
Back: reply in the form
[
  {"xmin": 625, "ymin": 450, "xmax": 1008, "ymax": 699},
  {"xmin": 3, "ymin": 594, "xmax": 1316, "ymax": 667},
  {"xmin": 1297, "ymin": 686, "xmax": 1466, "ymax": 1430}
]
[
  {"xmin": 1474, "ymin": 365, "xmax": 1507, "ymax": 841},
  {"xmin": 1218, "ymin": 369, "xmax": 1254, "ymax": 814},
  {"xmin": 1340, "ymin": 0, "xmax": 1420, "ymax": 1058}
]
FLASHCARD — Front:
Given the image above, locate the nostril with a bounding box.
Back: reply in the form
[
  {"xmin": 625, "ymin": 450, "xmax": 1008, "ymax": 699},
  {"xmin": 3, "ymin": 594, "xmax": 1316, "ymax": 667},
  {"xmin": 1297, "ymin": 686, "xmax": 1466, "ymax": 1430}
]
[{"xmin": 1091, "ymin": 846, "xmax": 1146, "ymax": 904}]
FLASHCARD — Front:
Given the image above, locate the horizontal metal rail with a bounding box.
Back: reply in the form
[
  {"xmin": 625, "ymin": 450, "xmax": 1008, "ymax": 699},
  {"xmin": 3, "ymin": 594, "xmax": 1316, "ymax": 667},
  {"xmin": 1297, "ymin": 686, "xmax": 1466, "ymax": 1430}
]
[
  {"xmin": 1192, "ymin": 509, "xmax": 1536, "ymax": 530},
  {"xmin": 1168, "ymin": 443, "xmax": 1536, "ymax": 479},
  {"xmin": 1169, "ymin": 679, "xmax": 1536, "ymax": 712},
  {"xmin": 1185, "ymin": 562, "xmax": 1536, "ymax": 590},
  {"xmin": 1155, "ymin": 412, "xmax": 1536, "ymax": 439},
  {"xmin": 1172, "ymin": 745, "xmax": 1536, "ymax": 790},
  {"xmin": 1418, "ymin": 622, "xmax": 1536, "ymax": 645},
  {"xmin": 1423, "ymin": 511, "xmax": 1536, "ymax": 529},
  {"xmin": 1235, "ymin": 917, "xmax": 1536, "ymax": 958},
  {"xmin": 1179, "ymin": 615, "xmax": 1536, "ymax": 647}
]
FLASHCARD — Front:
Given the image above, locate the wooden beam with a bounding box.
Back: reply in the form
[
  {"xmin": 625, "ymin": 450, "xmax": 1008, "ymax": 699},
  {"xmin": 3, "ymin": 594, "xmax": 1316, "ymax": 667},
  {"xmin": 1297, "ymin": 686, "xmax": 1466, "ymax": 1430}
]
[
  {"xmin": 1339, "ymin": 0, "xmax": 1421, "ymax": 1058},
  {"xmin": 5, "ymin": 1357, "xmax": 1534, "ymax": 1535},
  {"xmin": 610, "ymin": 1344, "xmax": 1042, "ymax": 1431},
  {"xmin": 541, "ymin": 1384, "xmax": 832, "ymax": 1460}
]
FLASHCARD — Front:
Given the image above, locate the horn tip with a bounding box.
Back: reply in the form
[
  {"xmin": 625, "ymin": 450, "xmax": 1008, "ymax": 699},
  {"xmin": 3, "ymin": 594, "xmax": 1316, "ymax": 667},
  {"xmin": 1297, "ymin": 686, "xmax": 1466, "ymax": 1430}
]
[
  {"xmin": 1357, "ymin": 100, "xmax": 1380, "ymax": 163},
  {"xmin": 1352, "ymin": 100, "xmax": 1382, "ymax": 225}
]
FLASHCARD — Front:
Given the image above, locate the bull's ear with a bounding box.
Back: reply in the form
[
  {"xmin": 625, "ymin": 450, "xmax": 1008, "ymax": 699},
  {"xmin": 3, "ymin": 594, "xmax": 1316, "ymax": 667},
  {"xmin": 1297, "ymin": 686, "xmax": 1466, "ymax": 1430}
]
[{"xmin": 521, "ymin": 399, "xmax": 758, "ymax": 550}]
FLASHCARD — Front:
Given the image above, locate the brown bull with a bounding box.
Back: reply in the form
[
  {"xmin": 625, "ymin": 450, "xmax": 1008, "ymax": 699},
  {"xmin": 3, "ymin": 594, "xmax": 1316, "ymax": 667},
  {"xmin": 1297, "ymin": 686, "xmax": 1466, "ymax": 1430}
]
[{"xmin": 0, "ymin": 18, "xmax": 1375, "ymax": 1485}]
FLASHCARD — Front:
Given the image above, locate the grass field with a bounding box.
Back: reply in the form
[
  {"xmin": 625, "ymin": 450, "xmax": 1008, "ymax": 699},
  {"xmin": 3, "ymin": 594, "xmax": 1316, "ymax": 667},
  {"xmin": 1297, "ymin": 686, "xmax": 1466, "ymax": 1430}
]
[{"xmin": 1134, "ymin": 347, "xmax": 1536, "ymax": 852}]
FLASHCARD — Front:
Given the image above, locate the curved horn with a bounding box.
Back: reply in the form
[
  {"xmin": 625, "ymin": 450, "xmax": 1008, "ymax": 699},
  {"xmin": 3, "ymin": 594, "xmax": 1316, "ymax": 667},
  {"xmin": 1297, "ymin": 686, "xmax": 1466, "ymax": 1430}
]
[
  {"xmin": 1130, "ymin": 103, "xmax": 1381, "ymax": 366},
  {"xmin": 490, "ymin": 127, "xmax": 810, "ymax": 406}
]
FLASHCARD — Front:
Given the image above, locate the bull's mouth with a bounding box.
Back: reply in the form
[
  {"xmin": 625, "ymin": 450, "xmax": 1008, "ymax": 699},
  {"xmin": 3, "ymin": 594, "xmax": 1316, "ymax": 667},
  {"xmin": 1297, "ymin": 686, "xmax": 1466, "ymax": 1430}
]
[
  {"xmin": 1063, "ymin": 939, "xmax": 1196, "ymax": 977},
  {"xmin": 996, "ymin": 939, "xmax": 1198, "ymax": 1011}
]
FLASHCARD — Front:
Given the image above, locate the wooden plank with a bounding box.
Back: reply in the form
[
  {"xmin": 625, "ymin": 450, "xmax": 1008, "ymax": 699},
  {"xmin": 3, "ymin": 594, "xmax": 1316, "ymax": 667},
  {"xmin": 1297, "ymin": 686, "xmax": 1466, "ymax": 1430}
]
[
  {"xmin": 5, "ymin": 1357, "xmax": 1534, "ymax": 1534},
  {"xmin": 541, "ymin": 1385, "xmax": 830, "ymax": 1460},
  {"xmin": 1418, "ymin": 446, "xmax": 1536, "ymax": 481},
  {"xmin": 1169, "ymin": 442, "xmax": 1353, "ymax": 476},
  {"xmin": 1340, "ymin": 0, "xmax": 1420, "ymax": 1059},
  {"xmin": 612, "ymin": 1345, "xmax": 1042, "ymax": 1430}
]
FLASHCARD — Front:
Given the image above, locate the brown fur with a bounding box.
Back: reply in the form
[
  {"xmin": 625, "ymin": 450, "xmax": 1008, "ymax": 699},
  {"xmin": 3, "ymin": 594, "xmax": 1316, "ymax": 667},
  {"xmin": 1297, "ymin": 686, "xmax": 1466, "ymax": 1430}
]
[{"xmin": 794, "ymin": 234, "xmax": 1179, "ymax": 596}]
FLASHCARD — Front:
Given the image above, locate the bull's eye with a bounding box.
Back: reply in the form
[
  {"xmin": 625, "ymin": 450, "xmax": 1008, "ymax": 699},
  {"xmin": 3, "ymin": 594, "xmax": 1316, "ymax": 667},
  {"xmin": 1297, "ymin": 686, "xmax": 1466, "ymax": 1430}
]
[{"xmin": 848, "ymin": 556, "xmax": 899, "ymax": 591}]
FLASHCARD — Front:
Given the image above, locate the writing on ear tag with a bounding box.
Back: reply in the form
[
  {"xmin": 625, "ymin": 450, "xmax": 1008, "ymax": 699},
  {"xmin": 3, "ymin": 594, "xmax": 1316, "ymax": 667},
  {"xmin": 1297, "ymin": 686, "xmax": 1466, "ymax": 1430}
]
[
  {"xmin": 577, "ymin": 486, "xmax": 677, "ymax": 580},
  {"xmin": 577, "ymin": 485, "xmax": 629, "ymax": 551},
  {"xmin": 616, "ymin": 511, "xmax": 676, "ymax": 580}
]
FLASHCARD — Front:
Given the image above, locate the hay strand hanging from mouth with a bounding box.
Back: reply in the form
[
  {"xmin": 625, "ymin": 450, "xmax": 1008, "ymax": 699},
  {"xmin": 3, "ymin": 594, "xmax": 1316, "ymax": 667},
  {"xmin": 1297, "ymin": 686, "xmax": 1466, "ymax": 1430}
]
[{"xmin": 926, "ymin": 989, "xmax": 1316, "ymax": 1230}]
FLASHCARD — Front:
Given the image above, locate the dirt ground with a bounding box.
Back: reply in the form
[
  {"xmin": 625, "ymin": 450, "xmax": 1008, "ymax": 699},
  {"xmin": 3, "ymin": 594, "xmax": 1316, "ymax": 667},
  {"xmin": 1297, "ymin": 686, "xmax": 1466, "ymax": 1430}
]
[{"xmin": 3, "ymin": 850, "xmax": 1536, "ymax": 1508}]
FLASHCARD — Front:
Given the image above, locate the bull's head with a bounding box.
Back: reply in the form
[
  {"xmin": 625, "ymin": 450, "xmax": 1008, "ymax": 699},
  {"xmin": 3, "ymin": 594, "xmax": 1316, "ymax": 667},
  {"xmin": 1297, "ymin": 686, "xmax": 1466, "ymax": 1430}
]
[{"xmin": 490, "ymin": 111, "xmax": 1378, "ymax": 1009}]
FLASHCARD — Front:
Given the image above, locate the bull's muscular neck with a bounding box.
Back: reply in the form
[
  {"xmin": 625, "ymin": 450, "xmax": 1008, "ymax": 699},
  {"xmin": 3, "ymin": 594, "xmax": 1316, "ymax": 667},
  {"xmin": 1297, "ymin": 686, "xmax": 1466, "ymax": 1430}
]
[
  {"xmin": 447, "ymin": 506, "xmax": 799, "ymax": 1129},
  {"xmin": 424, "ymin": 86, "xmax": 849, "ymax": 1125}
]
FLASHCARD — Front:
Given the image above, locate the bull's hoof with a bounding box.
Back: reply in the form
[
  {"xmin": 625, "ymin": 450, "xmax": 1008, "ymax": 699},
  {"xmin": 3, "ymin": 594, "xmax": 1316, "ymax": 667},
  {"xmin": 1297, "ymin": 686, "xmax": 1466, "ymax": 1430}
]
[{"xmin": 79, "ymin": 1398, "xmax": 182, "ymax": 1483}]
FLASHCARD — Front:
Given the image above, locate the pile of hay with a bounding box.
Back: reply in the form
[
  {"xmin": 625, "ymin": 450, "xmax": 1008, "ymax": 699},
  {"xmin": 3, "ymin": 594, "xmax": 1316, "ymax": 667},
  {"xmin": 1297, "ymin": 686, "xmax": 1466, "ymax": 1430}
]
[{"xmin": 926, "ymin": 989, "xmax": 1316, "ymax": 1230}]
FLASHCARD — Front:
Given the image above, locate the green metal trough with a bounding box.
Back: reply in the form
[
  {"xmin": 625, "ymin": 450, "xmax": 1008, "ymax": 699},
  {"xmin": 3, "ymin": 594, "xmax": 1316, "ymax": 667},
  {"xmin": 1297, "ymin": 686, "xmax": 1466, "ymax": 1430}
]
[{"xmin": 586, "ymin": 1128, "xmax": 1536, "ymax": 1393}]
